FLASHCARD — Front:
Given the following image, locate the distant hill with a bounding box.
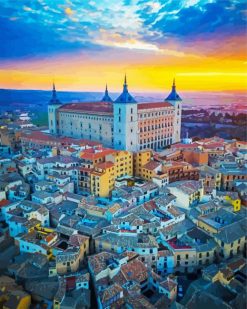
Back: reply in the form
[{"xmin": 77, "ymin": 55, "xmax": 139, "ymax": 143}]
[
  {"xmin": 0, "ymin": 89, "xmax": 166, "ymax": 112},
  {"xmin": 0, "ymin": 89, "xmax": 246, "ymax": 113},
  {"xmin": 0, "ymin": 89, "xmax": 104, "ymax": 112}
]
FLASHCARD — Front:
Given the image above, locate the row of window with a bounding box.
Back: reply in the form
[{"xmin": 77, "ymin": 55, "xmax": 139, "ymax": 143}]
[
  {"xmin": 60, "ymin": 113, "xmax": 113, "ymax": 122},
  {"xmin": 140, "ymin": 124, "xmax": 173, "ymax": 131},
  {"xmin": 139, "ymin": 110, "xmax": 173, "ymax": 118},
  {"xmin": 140, "ymin": 135, "xmax": 172, "ymax": 143},
  {"xmin": 139, "ymin": 140, "xmax": 172, "ymax": 150}
]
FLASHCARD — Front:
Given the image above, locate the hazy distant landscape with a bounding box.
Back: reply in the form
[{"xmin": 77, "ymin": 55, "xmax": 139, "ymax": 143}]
[
  {"xmin": 0, "ymin": 88, "xmax": 246, "ymax": 140},
  {"xmin": 0, "ymin": 89, "xmax": 246, "ymax": 112}
]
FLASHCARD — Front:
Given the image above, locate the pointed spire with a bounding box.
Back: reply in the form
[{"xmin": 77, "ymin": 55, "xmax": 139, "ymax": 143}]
[
  {"xmin": 165, "ymin": 78, "xmax": 182, "ymax": 102},
  {"xmin": 115, "ymin": 74, "xmax": 136, "ymax": 104},
  {"xmin": 52, "ymin": 82, "xmax": 57, "ymax": 99},
  {"xmin": 123, "ymin": 74, "xmax": 128, "ymax": 92},
  {"xmin": 101, "ymin": 83, "xmax": 113, "ymax": 102},
  {"xmin": 49, "ymin": 82, "xmax": 61, "ymax": 105}
]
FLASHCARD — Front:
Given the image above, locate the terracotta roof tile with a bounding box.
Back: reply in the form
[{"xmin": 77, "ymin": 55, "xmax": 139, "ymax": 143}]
[
  {"xmin": 0, "ymin": 200, "xmax": 10, "ymax": 207},
  {"xmin": 80, "ymin": 148, "xmax": 115, "ymax": 160},
  {"xmin": 21, "ymin": 130, "xmax": 100, "ymax": 147},
  {"xmin": 59, "ymin": 102, "xmax": 113, "ymax": 115},
  {"xmin": 95, "ymin": 161, "xmax": 115, "ymax": 169},
  {"xmin": 143, "ymin": 161, "xmax": 161, "ymax": 171},
  {"xmin": 121, "ymin": 259, "xmax": 148, "ymax": 283},
  {"xmin": 138, "ymin": 102, "xmax": 172, "ymax": 110}
]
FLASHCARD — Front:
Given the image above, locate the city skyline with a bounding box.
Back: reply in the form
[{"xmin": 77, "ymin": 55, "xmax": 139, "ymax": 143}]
[{"xmin": 0, "ymin": 0, "xmax": 246, "ymax": 91}]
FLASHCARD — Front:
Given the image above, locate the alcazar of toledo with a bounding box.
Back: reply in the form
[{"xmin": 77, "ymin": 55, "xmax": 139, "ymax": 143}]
[{"xmin": 48, "ymin": 76, "xmax": 182, "ymax": 151}]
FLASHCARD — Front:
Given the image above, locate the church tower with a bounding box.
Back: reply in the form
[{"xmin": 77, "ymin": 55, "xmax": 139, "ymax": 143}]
[
  {"xmin": 48, "ymin": 83, "xmax": 62, "ymax": 135},
  {"xmin": 165, "ymin": 79, "xmax": 182, "ymax": 144},
  {"xmin": 113, "ymin": 75, "xmax": 138, "ymax": 151},
  {"xmin": 101, "ymin": 84, "xmax": 113, "ymax": 102}
]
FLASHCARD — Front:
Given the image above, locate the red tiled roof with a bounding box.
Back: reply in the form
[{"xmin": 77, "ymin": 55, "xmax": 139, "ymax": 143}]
[
  {"xmin": 96, "ymin": 161, "xmax": 115, "ymax": 169},
  {"xmin": 121, "ymin": 259, "xmax": 148, "ymax": 283},
  {"xmin": 203, "ymin": 143, "xmax": 225, "ymax": 149},
  {"xmin": 79, "ymin": 167, "xmax": 94, "ymax": 172},
  {"xmin": 59, "ymin": 101, "xmax": 173, "ymax": 114},
  {"xmin": 143, "ymin": 160, "xmax": 161, "ymax": 171},
  {"xmin": 237, "ymin": 141, "xmax": 247, "ymax": 145},
  {"xmin": 80, "ymin": 148, "xmax": 115, "ymax": 160},
  {"xmin": 0, "ymin": 200, "xmax": 10, "ymax": 208},
  {"xmin": 66, "ymin": 148, "xmax": 77, "ymax": 153},
  {"xmin": 171, "ymin": 143, "xmax": 199, "ymax": 149},
  {"xmin": 21, "ymin": 131, "xmax": 100, "ymax": 147},
  {"xmin": 138, "ymin": 102, "xmax": 172, "ymax": 110},
  {"xmin": 167, "ymin": 238, "xmax": 192, "ymax": 249},
  {"xmin": 143, "ymin": 200, "xmax": 157, "ymax": 211},
  {"xmin": 198, "ymin": 137, "xmax": 224, "ymax": 144},
  {"xmin": 7, "ymin": 167, "xmax": 17, "ymax": 172},
  {"xmin": 59, "ymin": 102, "xmax": 113, "ymax": 114}
]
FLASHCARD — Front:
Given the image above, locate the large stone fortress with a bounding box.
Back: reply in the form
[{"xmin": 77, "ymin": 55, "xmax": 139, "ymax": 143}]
[{"xmin": 48, "ymin": 76, "xmax": 182, "ymax": 151}]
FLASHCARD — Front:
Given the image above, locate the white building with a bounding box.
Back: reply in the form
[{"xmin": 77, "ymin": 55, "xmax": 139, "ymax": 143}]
[
  {"xmin": 167, "ymin": 180, "xmax": 204, "ymax": 209},
  {"xmin": 48, "ymin": 77, "xmax": 182, "ymax": 151}
]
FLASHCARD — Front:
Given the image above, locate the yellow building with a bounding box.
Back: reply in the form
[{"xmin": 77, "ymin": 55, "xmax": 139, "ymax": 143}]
[
  {"xmin": 91, "ymin": 162, "xmax": 115, "ymax": 197},
  {"xmin": 198, "ymin": 219, "xmax": 219, "ymax": 234},
  {"xmin": 133, "ymin": 150, "xmax": 169, "ymax": 185},
  {"xmin": 134, "ymin": 150, "xmax": 152, "ymax": 177},
  {"xmin": 2, "ymin": 292, "xmax": 31, "ymax": 309},
  {"xmin": 0, "ymin": 276, "xmax": 31, "ymax": 309},
  {"xmin": 225, "ymin": 194, "xmax": 241, "ymax": 212},
  {"xmin": 79, "ymin": 201, "xmax": 108, "ymax": 218},
  {"xmin": 80, "ymin": 148, "xmax": 115, "ymax": 168},
  {"xmin": 106, "ymin": 150, "xmax": 133, "ymax": 178},
  {"xmin": 140, "ymin": 161, "xmax": 162, "ymax": 181},
  {"xmin": 80, "ymin": 149, "xmax": 132, "ymax": 195},
  {"xmin": 56, "ymin": 235, "xmax": 89, "ymax": 275},
  {"xmin": 216, "ymin": 191, "xmax": 241, "ymax": 212},
  {"xmin": 214, "ymin": 218, "xmax": 246, "ymax": 259},
  {"xmin": 203, "ymin": 265, "xmax": 234, "ymax": 285}
]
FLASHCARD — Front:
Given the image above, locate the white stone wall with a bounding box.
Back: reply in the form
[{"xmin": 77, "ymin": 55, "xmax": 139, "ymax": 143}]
[
  {"xmin": 113, "ymin": 103, "xmax": 139, "ymax": 151},
  {"xmin": 51, "ymin": 102, "xmax": 181, "ymax": 150},
  {"xmin": 48, "ymin": 105, "xmax": 60, "ymax": 135},
  {"xmin": 58, "ymin": 111, "xmax": 113, "ymax": 147},
  {"xmin": 168, "ymin": 101, "xmax": 182, "ymax": 144}
]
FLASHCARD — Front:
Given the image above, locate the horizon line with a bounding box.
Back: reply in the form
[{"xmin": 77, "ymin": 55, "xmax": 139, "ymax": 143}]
[{"xmin": 1, "ymin": 87, "xmax": 247, "ymax": 94}]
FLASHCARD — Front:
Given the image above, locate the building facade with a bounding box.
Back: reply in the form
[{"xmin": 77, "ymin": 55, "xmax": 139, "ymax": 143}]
[{"xmin": 48, "ymin": 77, "xmax": 182, "ymax": 151}]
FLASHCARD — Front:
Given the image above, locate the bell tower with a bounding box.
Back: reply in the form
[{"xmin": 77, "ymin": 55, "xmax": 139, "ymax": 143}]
[
  {"xmin": 113, "ymin": 75, "xmax": 138, "ymax": 151},
  {"xmin": 48, "ymin": 83, "xmax": 62, "ymax": 135},
  {"xmin": 165, "ymin": 79, "xmax": 182, "ymax": 144}
]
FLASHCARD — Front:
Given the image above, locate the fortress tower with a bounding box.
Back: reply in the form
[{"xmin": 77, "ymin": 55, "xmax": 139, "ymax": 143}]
[
  {"xmin": 165, "ymin": 79, "xmax": 182, "ymax": 144},
  {"xmin": 48, "ymin": 83, "xmax": 62, "ymax": 135},
  {"xmin": 113, "ymin": 75, "xmax": 138, "ymax": 151}
]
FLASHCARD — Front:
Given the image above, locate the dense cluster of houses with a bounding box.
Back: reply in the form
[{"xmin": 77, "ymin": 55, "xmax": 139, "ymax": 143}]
[{"xmin": 0, "ymin": 130, "xmax": 246, "ymax": 308}]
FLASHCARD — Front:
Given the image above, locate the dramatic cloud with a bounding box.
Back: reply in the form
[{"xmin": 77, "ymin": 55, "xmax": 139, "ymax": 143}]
[
  {"xmin": 0, "ymin": 0, "xmax": 246, "ymax": 59},
  {"xmin": 0, "ymin": 0, "xmax": 246, "ymax": 91}
]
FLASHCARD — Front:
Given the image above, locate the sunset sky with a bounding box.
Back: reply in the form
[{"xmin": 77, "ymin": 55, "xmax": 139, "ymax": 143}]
[{"xmin": 0, "ymin": 0, "xmax": 246, "ymax": 92}]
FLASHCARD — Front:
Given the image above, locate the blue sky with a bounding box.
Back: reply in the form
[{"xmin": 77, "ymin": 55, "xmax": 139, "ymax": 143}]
[
  {"xmin": 0, "ymin": 0, "xmax": 246, "ymax": 91},
  {"xmin": 0, "ymin": 0, "xmax": 246, "ymax": 59}
]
